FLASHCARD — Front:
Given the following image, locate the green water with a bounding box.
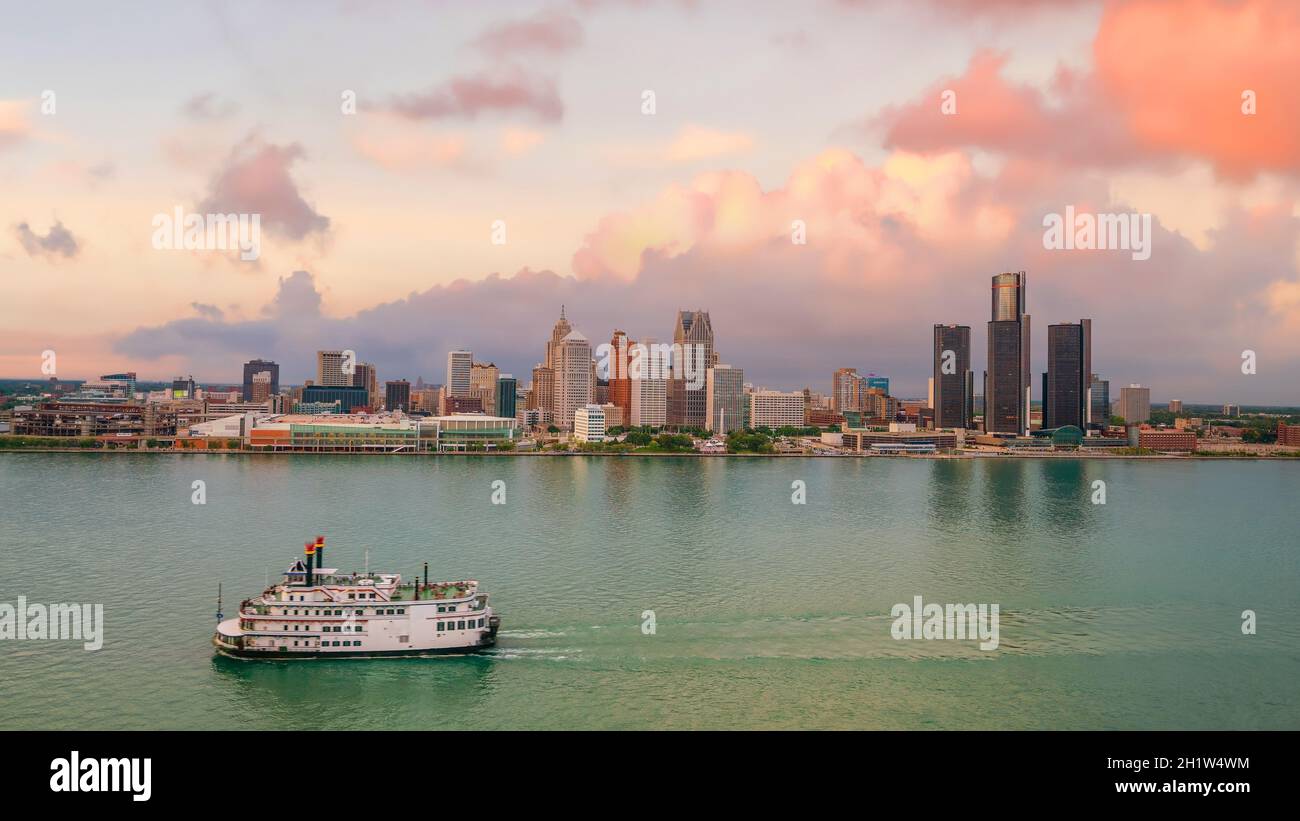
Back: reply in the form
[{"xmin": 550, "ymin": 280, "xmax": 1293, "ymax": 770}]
[{"xmin": 1, "ymin": 453, "xmax": 1297, "ymax": 729}]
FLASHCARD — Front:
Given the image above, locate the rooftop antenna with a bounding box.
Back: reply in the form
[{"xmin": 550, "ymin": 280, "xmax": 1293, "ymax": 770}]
[
  {"xmin": 215, "ymin": 583, "xmax": 223, "ymax": 624},
  {"xmin": 364, "ymin": 548, "xmax": 370, "ymax": 578}
]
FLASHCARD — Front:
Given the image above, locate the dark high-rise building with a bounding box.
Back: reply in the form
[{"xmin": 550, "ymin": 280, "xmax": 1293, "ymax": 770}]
[
  {"xmin": 496, "ymin": 375, "xmax": 518, "ymax": 419},
  {"xmin": 932, "ymin": 324, "xmax": 973, "ymax": 429},
  {"xmin": 385, "ymin": 379, "xmax": 411, "ymax": 412},
  {"xmin": 667, "ymin": 309, "xmax": 716, "ymax": 428},
  {"xmin": 242, "ymin": 359, "xmax": 279, "ymax": 401},
  {"xmin": 1089, "ymin": 374, "xmax": 1110, "ymax": 428},
  {"xmin": 1044, "ymin": 320, "xmax": 1091, "ymax": 430},
  {"xmin": 984, "ymin": 272, "xmax": 1031, "ymax": 435}
]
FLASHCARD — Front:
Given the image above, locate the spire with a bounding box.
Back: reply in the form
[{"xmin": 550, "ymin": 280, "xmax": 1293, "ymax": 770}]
[{"xmin": 560, "ymin": 304, "xmax": 566, "ymax": 320}]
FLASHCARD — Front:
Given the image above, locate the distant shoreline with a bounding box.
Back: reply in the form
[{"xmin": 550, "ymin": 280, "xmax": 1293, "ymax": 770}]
[{"xmin": 2, "ymin": 447, "xmax": 1297, "ymax": 460}]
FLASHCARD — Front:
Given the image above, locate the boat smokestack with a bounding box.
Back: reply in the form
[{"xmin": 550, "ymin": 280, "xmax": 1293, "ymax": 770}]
[
  {"xmin": 304, "ymin": 541, "xmax": 315, "ymax": 587},
  {"xmin": 423, "ymin": 562, "xmax": 428, "ymax": 589},
  {"xmin": 315, "ymin": 536, "xmax": 325, "ymax": 580}
]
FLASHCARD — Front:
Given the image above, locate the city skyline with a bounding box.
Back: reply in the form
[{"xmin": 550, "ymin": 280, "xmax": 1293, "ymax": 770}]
[
  {"xmin": 0, "ymin": 284, "xmax": 1282, "ymax": 410},
  {"xmin": 4, "ymin": 2, "xmax": 1300, "ymax": 402}
]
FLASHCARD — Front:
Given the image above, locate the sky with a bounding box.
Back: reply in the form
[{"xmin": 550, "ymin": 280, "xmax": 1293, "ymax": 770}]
[{"xmin": 2, "ymin": 0, "xmax": 1299, "ymax": 403}]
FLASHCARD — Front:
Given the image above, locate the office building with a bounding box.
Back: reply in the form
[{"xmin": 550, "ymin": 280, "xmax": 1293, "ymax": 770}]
[
  {"xmin": 354, "ymin": 362, "xmax": 378, "ymax": 407},
  {"xmin": 496, "ymin": 375, "xmax": 518, "ymax": 420},
  {"xmin": 608, "ymin": 330, "xmax": 633, "ymax": 420},
  {"xmin": 932, "ymin": 324, "xmax": 973, "ymax": 429},
  {"xmin": 1044, "ymin": 319, "xmax": 1091, "ymax": 430},
  {"xmin": 241, "ymin": 359, "xmax": 279, "ymax": 401},
  {"xmin": 573, "ymin": 404, "xmax": 607, "ymax": 443},
  {"xmin": 385, "ymin": 379, "xmax": 411, "ymax": 412},
  {"xmin": 544, "ymin": 306, "xmax": 573, "ymax": 370},
  {"xmin": 445, "ymin": 350, "xmax": 473, "ymax": 397},
  {"xmin": 705, "ymin": 365, "xmax": 745, "ymax": 434},
  {"xmin": 667, "ymin": 309, "xmax": 716, "ymax": 428},
  {"xmin": 553, "ymin": 330, "xmax": 594, "ymax": 430},
  {"xmin": 317, "ymin": 351, "xmax": 353, "ymax": 387},
  {"xmin": 984, "ymin": 271, "xmax": 1031, "ymax": 435},
  {"xmin": 1089, "ymin": 374, "xmax": 1110, "ymax": 427},
  {"xmin": 1168, "ymin": 399, "xmax": 1183, "ymax": 414},
  {"xmin": 749, "ymin": 390, "xmax": 805, "ymax": 429},
  {"xmin": 1118, "ymin": 384, "xmax": 1151, "ymax": 424},
  {"xmin": 301, "ymin": 385, "xmax": 369, "ymax": 413},
  {"xmin": 630, "ymin": 376, "xmax": 668, "ymax": 428}
]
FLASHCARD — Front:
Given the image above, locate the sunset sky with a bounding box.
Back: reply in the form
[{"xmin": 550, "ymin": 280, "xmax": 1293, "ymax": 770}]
[{"xmin": 2, "ymin": 0, "xmax": 1299, "ymax": 402}]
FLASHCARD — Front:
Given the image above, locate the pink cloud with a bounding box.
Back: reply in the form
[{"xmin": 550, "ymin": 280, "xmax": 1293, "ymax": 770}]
[
  {"xmin": 198, "ymin": 137, "xmax": 330, "ymax": 240},
  {"xmin": 387, "ymin": 67, "xmax": 563, "ymax": 123},
  {"xmin": 474, "ymin": 9, "xmax": 583, "ymax": 57},
  {"xmin": 876, "ymin": 1, "xmax": 1300, "ymax": 180},
  {"xmin": 0, "ymin": 100, "xmax": 32, "ymax": 150}
]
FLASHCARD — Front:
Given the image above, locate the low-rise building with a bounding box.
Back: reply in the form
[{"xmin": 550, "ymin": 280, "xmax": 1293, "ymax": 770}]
[
  {"xmin": 748, "ymin": 390, "xmax": 805, "ymax": 429},
  {"xmin": 11, "ymin": 401, "xmax": 177, "ymax": 438},
  {"xmin": 573, "ymin": 404, "xmax": 606, "ymax": 443},
  {"xmin": 1138, "ymin": 428, "xmax": 1197, "ymax": 452},
  {"xmin": 841, "ymin": 428, "xmax": 958, "ymax": 452},
  {"xmin": 1279, "ymin": 421, "xmax": 1300, "ymax": 447}
]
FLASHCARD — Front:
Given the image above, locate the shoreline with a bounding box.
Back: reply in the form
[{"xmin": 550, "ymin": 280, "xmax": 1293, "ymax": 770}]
[{"xmin": 1, "ymin": 447, "xmax": 1296, "ymax": 461}]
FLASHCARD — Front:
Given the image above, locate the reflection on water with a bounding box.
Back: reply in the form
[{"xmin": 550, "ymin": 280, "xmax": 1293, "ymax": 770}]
[{"xmin": 211, "ymin": 653, "xmax": 495, "ymax": 729}]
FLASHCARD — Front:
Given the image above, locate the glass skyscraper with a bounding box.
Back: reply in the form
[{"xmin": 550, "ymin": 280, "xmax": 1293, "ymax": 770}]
[
  {"xmin": 984, "ymin": 272, "xmax": 1031, "ymax": 435},
  {"xmin": 932, "ymin": 324, "xmax": 972, "ymax": 429},
  {"xmin": 1044, "ymin": 319, "xmax": 1091, "ymax": 430}
]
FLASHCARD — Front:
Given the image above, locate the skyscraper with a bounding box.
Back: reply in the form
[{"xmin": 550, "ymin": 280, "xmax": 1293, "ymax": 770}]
[
  {"xmin": 385, "ymin": 379, "xmax": 411, "ymax": 412},
  {"xmin": 1090, "ymin": 374, "xmax": 1110, "ymax": 427},
  {"xmin": 554, "ymin": 330, "xmax": 594, "ymax": 429},
  {"xmin": 984, "ymin": 272, "xmax": 1031, "ymax": 435},
  {"xmin": 496, "ymin": 375, "xmax": 518, "ymax": 419},
  {"xmin": 469, "ymin": 362, "xmax": 499, "ymax": 414},
  {"xmin": 352, "ymin": 362, "xmax": 377, "ymax": 407},
  {"xmin": 529, "ymin": 365, "xmax": 554, "ymax": 415},
  {"xmin": 630, "ymin": 375, "xmax": 668, "ymax": 427},
  {"xmin": 1044, "ymin": 319, "xmax": 1091, "ymax": 430},
  {"xmin": 832, "ymin": 367, "xmax": 862, "ymax": 412},
  {"xmin": 249, "ymin": 371, "xmax": 273, "ymax": 403},
  {"xmin": 668, "ymin": 309, "xmax": 716, "ymax": 428},
  {"xmin": 317, "ymin": 351, "xmax": 352, "ymax": 387},
  {"xmin": 545, "ymin": 306, "xmax": 572, "ymax": 370},
  {"xmin": 608, "ymin": 330, "xmax": 633, "ymax": 421},
  {"xmin": 705, "ymin": 365, "xmax": 745, "ymax": 434},
  {"xmin": 445, "ymin": 350, "xmax": 472, "ymax": 397},
  {"xmin": 1118, "ymin": 384, "xmax": 1151, "ymax": 424},
  {"xmin": 241, "ymin": 359, "xmax": 279, "ymax": 401},
  {"xmin": 932, "ymin": 324, "xmax": 973, "ymax": 429}
]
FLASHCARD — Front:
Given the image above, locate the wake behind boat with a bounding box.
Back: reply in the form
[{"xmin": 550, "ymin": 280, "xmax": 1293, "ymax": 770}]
[{"xmin": 213, "ymin": 536, "xmax": 500, "ymax": 659}]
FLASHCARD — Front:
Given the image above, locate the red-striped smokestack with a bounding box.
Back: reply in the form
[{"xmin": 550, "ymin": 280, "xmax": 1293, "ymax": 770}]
[{"xmin": 304, "ymin": 541, "xmax": 315, "ymax": 586}]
